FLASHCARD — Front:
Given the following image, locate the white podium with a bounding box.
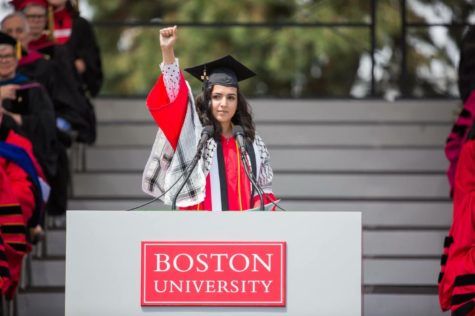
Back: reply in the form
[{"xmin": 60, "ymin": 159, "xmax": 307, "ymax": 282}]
[{"xmin": 65, "ymin": 211, "xmax": 362, "ymax": 316}]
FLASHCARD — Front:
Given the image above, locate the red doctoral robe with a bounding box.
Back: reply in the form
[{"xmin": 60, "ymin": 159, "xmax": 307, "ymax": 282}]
[{"xmin": 439, "ymin": 140, "xmax": 475, "ymax": 315}]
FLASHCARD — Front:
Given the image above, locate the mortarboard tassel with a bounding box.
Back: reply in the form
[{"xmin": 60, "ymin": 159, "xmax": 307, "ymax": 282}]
[
  {"xmin": 47, "ymin": 5, "xmax": 55, "ymax": 42},
  {"xmin": 15, "ymin": 41, "xmax": 21, "ymax": 60}
]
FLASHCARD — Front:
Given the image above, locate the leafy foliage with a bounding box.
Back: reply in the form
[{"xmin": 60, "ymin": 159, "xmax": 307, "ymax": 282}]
[{"xmin": 86, "ymin": 0, "xmax": 475, "ymax": 98}]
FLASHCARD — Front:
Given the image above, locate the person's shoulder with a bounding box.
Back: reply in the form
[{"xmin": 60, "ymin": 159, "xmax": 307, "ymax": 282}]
[
  {"xmin": 253, "ymin": 133, "xmax": 265, "ymax": 144},
  {"xmin": 184, "ymin": 80, "xmax": 195, "ymax": 97},
  {"xmin": 73, "ymin": 15, "xmax": 93, "ymax": 29},
  {"xmin": 252, "ymin": 133, "xmax": 270, "ymax": 156}
]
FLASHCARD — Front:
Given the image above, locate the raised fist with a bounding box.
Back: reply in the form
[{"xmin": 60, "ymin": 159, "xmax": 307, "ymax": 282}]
[{"xmin": 160, "ymin": 26, "xmax": 177, "ymax": 50}]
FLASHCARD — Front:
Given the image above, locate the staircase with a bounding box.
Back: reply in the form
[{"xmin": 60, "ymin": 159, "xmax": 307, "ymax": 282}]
[{"xmin": 18, "ymin": 97, "xmax": 457, "ymax": 315}]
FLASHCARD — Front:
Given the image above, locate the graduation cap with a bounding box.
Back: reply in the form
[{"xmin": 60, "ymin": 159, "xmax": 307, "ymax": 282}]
[
  {"xmin": 8, "ymin": 0, "xmax": 48, "ymax": 10},
  {"xmin": 0, "ymin": 32, "xmax": 26, "ymax": 59},
  {"xmin": 184, "ymin": 55, "xmax": 256, "ymax": 88}
]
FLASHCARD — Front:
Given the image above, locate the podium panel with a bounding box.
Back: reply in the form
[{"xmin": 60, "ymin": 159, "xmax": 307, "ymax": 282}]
[{"xmin": 66, "ymin": 211, "xmax": 361, "ymax": 315}]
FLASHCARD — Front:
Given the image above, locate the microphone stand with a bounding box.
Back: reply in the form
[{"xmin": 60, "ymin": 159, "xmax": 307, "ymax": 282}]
[
  {"xmin": 171, "ymin": 149, "xmax": 203, "ymax": 210},
  {"xmin": 171, "ymin": 126, "xmax": 214, "ymax": 210},
  {"xmin": 232, "ymin": 126, "xmax": 265, "ymax": 210},
  {"xmin": 240, "ymin": 152, "xmax": 265, "ymax": 210}
]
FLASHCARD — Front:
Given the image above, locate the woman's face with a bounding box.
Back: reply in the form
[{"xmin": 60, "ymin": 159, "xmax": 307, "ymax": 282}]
[{"xmin": 210, "ymin": 84, "xmax": 238, "ymax": 127}]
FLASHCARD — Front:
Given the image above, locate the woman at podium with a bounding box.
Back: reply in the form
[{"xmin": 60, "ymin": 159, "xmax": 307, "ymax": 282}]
[{"xmin": 142, "ymin": 26, "xmax": 277, "ymax": 211}]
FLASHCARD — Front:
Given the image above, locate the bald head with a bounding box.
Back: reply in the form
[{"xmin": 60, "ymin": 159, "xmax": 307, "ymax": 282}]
[{"xmin": 1, "ymin": 12, "xmax": 31, "ymax": 47}]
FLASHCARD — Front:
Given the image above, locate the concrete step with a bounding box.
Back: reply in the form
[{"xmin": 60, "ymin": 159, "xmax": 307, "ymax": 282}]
[
  {"xmin": 95, "ymin": 98, "xmax": 459, "ymax": 123},
  {"xmin": 95, "ymin": 123, "xmax": 451, "ymax": 147},
  {"xmin": 17, "ymin": 273, "xmax": 446, "ymax": 315},
  {"xmin": 17, "ymin": 291, "xmax": 445, "ymax": 316},
  {"xmin": 85, "ymin": 146, "xmax": 448, "ymax": 172},
  {"xmin": 30, "ymin": 259, "xmax": 65, "ymax": 288},
  {"xmin": 364, "ymin": 258, "xmax": 439, "ymax": 285},
  {"xmin": 16, "ymin": 291, "xmax": 446, "ymax": 316},
  {"xmin": 364, "ymin": 230, "xmax": 446, "ymax": 257},
  {"xmin": 18, "ymin": 291, "xmax": 64, "ymax": 316},
  {"xmin": 71, "ymin": 173, "xmax": 450, "ymax": 199},
  {"xmin": 363, "ymin": 294, "xmax": 444, "ymax": 316},
  {"xmin": 44, "ymin": 230, "xmax": 66, "ymax": 257},
  {"xmin": 68, "ymin": 200, "xmax": 452, "ymax": 227}
]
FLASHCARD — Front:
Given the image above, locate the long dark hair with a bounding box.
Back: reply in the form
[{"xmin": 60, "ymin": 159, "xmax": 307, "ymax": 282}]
[
  {"xmin": 65, "ymin": 0, "xmax": 80, "ymax": 17},
  {"xmin": 195, "ymin": 85, "xmax": 256, "ymax": 142}
]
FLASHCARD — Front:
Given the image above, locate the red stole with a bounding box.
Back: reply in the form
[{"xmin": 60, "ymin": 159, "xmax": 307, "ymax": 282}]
[{"xmin": 53, "ymin": 7, "xmax": 73, "ymax": 44}]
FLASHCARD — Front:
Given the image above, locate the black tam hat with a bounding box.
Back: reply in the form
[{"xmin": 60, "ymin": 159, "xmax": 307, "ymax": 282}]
[
  {"xmin": 0, "ymin": 32, "xmax": 26, "ymax": 59},
  {"xmin": 184, "ymin": 55, "xmax": 256, "ymax": 88},
  {"xmin": 0, "ymin": 32, "xmax": 17, "ymax": 46}
]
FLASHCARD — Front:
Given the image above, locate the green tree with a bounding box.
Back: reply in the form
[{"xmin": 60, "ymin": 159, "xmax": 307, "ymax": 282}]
[{"xmin": 85, "ymin": 0, "xmax": 475, "ymax": 98}]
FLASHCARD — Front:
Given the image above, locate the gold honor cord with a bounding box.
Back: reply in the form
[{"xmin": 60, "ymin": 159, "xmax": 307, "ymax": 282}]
[
  {"xmin": 235, "ymin": 141, "xmax": 243, "ymax": 211},
  {"xmin": 47, "ymin": 5, "xmax": 55, "ymax": 42},
  {"xmin": 15, "ymin": 42, "xmax": 21, "ymax": 60}
]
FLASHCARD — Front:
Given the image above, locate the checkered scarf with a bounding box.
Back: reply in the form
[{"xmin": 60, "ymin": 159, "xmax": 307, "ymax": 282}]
[{"xmin": 142, "ymin": 81, "xmax": 208, "ymax": 207}]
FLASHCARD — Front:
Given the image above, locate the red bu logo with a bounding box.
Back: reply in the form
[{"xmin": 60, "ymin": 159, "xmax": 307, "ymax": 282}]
[{"xmin": 141, "ymin": 241, "xmax": 286, "ymax": 306}]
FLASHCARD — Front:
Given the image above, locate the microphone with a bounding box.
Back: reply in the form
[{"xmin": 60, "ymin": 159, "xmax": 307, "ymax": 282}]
[
  {"xmin": 196, "ymin": 125, "xmax": 215, "ymax": 152},
  {"xmin": 171, "ymin": 125, "xmax": 214, "ymax": 210},
  {"xmin": 232, "ymin": 125, "xmax": 265, "ymax": 210},
  {"xmin": 232, "ymin": 125, "xmax": 248, "ymax": 156}
]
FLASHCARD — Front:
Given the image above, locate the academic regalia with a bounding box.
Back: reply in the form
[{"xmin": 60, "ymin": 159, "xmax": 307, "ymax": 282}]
[
  {"xmin": 439, "ymin": 139, "xmax": 475, "ymax": 315},
  {"xmin": 445, "ymin": 26, "xmax": 475, "ymax": 197},
  {"xmin": 142, "ymin": 56, "xmax": 276, "ymax": 210},
  {"xmin": 0, "ymin": 128, "xmax": 48, "ymax": 301},
  {"xmin": 0, "ymin": 137, "xmax": 35, "ymax": 298},
  {"xmin": 0, "ymin": 233, "xmax": 11, "ymax": 297},
  {"xmin": 178, "ymin": 135, "xmax": 273, "ymax": 211},
  {"xmin": 445, "ymin": 90, "xmax": 475, "ymax": 197},
  {"xmin": 53, "ymin": 6, "xmax": 103, "ymax": 97},
  {"xmin": 0, "ymin": 186, "xmax": 27, "ymax": 299},
  {"xmin": 30, "ymin": 36, "xmax": 80, "ymax": 87},
  {"xmin": 0, "ymin": 30, "xmax": 70, "ymax": 216},
  {"xmin": 0, "ymin": 143, "xmax": 35, "ymax": 226},
  {"xmin": 29, "ymin": 34, "xmax": 52, "ymax": 52},
  {"xmin": 0, "ymin": 126, "xmax": 49, "ymax": 228},
  {"xmin": 9, "ymin": 0, "xmax": 74, "ymax": 76},
  {"xmin": 18, "ymin": 49, "xmax": 96, "ymax": 143},
  {"xmin": 0, "ymin": 73, "xmax": 58, "ymax": 179}
]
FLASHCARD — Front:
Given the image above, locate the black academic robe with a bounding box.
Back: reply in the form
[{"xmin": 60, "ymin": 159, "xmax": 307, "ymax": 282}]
[
  {"xmin": 66, "ymin": 16, "xmax": 103, "ymax": 98},
  {"xmin": 39, "ymin": 43, "xmax": 78, "ymax": 83},
  {"xmin": 18, "ymin": 54, "xmax": 96, "ymax": 144},
  {"xmin": 0, "ymin": 77, "xmax": 58, "ymax": 178}
]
